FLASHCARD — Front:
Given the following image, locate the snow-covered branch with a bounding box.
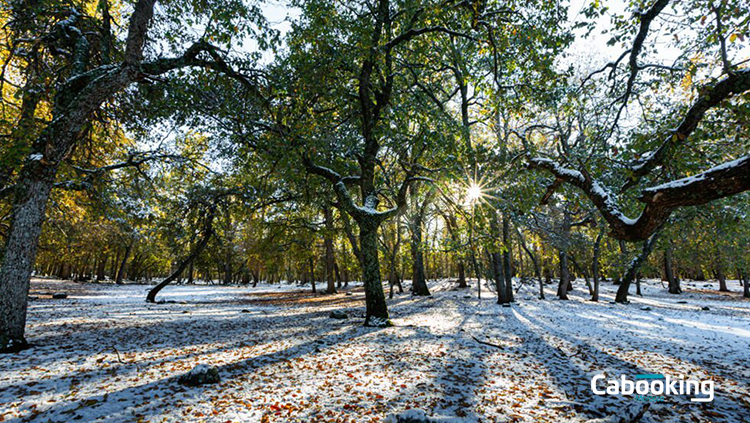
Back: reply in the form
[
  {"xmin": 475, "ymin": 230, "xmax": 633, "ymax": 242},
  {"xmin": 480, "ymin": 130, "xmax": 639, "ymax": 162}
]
[
  {"xmin": 625, "ymin": 68, "xmax": 750, "ymax": 189},
  {"xmin": 529, "ymin": 155, "xmax": 750, "ymax": 241}
]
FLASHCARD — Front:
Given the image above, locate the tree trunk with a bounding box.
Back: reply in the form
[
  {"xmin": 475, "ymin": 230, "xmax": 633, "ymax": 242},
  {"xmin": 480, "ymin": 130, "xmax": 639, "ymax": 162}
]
[
  {"xmin": 664, "ymin": 247, "xmax": 681, "ymax": 294},
  {"xmin": 515, "ymin": 228, "xmax": 544, "ymax": 299},
  {"xmin": 716, "ymin": 266, "xmax": 728, "ymax": 292},
  {"xmin": 742, "ymin": 269, "xmax": 750, "ymax": 298},
  {"xmin": 309, "ymin": 257, "xmax": 316, "ymax": 294},
  {"xmin": 502, "ymin": 214, "xmax": 514, "ymax": 303},
  {"xmin": 615, "ymin": 231, "xmax": 661, "ymax": 303},
  {"xmin": 115, "ymin": 242, "xmax": 133, "ymax": 285},
  {"xmin": 323, "ymin": 206, "xmax": 337, "ymax": 294},
  {"xmin": 635, "ymin": 275, "xmax": 642, "ymax": 296},
  {"xmin": 0, "ymin": 166, "xmax": 57, "ymax": 352},
  {"xmin": 570, "ymin": 255, "xmax": 593, "ymax": 296},
  {"xmin": 360, "ymin": 224, "xmax": 389, "ymax": 326},
  {"xmin": 457, "ymin": 260, "xmax": 467, "ymax": 288},
  {"xmin": 187, "ymin": 261, "xmax": 194, "ymax": 284},
  {"xmin": 591, "ymin": 227, "xmax": 605, "ymax": 301},
  {"xmin": 558, "ymin": 250, "xmax": 570, "ymax": 300},
  {"xmin": 110, "ymin": 250, "xmax": 120, "ymax": 281},
  {"xmin": 334, "ymin": 261, "xmax": 342, "ymax": 289},
  {"xmin": 543, "ymin": 259, "xmax": 553, "ymax": 285},
  {"xmin": 147, "ymin": 206, "xmax": 216, "ymax": 303},
  {"xmin": 96, "ymin": 254, "xmax": 107, "ymax": 282},
  {"xmin": 410, "ymin": 189, "xmax": 430, "ymax": 296},
  {"xmin": 490, "ymin": 217, "xmax": 508, "ymax": 304}
]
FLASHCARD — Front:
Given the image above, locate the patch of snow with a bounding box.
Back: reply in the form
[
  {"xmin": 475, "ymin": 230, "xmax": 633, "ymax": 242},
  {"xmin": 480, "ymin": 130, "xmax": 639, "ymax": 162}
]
[
  {"xmin": 644, "ymin": 155, "xmax": 749, "ymax": 192},
  {"xmin": 2, "ymin": 278, "xmax": 748, "ymax": 422}
]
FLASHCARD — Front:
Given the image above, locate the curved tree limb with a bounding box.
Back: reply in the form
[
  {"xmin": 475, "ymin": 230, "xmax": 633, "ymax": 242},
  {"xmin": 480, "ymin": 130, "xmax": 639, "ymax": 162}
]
[
  {"xmin": 624, "ymin": 68, "xmax": 750, "ymax": 189},
  {"xmin": 529, "ymin": 155, "xmax": 750, "ymax": 241}
]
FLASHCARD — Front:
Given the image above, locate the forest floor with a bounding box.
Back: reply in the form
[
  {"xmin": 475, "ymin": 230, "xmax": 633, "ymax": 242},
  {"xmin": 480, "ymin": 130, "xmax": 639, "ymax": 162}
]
[{"xmin": 1, "ymin": 277, "xmax": 749, "ymax": 423}]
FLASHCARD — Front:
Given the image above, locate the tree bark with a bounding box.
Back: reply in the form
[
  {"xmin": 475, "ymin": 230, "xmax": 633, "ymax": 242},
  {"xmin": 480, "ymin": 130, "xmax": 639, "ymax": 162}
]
[
  {"xmin": 360, "ymin": 223, "xmax": 389, "ymax": 325},
  {"xmin": 0, "ymin": 166, "xmax": 56, "ymax": 352},
  {"xmin": 716, "ymin": 266, "xmax": 728, "ymax": 292},
  {"xmin": 96, "ymin": 254, "xmax": 107, "ymax": 282}
]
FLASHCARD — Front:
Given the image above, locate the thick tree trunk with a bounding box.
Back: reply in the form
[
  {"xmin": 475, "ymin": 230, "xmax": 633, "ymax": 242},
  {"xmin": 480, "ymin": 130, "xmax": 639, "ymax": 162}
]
[
  {"xmin": 457, "ymin": 260, "xmax": 467, "ymax": 288},
  {"xmin": 742, "ymin": 269, "xmax": 750, "ymax": 298},
  {"xmin": 360, "ymin": 224, "xmax": 389, "ymax": 326},
  {"xmin": 0, "ymin": 166, "xmax": 56, "ymax": 352},
  {"xmin": 716, "ymin": 266, "xmax": 728, "ymax": 292},
  {"xmin": 223, "ymin": 262, "xmax": 232, "ymax": 285},
  {"xmin": 492, "ymin": 252, "xmax": 508, "ymax": 304},
  {"xmin": 615, "ymin": 231, "xmax": 661, "ymax": 303},
  {"xmin": 115, "ymin": 242, "xmax": 133, "ymax": 285}
]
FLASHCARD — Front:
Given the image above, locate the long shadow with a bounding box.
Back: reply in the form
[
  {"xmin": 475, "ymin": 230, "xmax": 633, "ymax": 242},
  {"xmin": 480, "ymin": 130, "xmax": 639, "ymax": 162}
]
[
  {"xmin": 533, "ymin": 291, "xmax": 750, "ymax": 385},
  {"xmin": 11, "ymin": 321, "xmax": 380, "ymax": 422},
  {"xmin": 0, "ymin": 308, "xmax": 340, "ymax": 398},
  {"xmin": 509, "ymin": 305, "xmax": 748, "ymax": 422}
]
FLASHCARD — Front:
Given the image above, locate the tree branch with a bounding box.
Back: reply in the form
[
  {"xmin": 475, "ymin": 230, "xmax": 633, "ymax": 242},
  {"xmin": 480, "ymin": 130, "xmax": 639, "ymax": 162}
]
[
  {"xmin": 124, "ymin": 0, "xmax": 157, "ymax": 64},
  {"xmin": 529, "ymin": 155, "xmax": 750, "ymax": 241},
  {"xmin": 624, "ymin": 68, "xmax": 750, "ymax": 189}
]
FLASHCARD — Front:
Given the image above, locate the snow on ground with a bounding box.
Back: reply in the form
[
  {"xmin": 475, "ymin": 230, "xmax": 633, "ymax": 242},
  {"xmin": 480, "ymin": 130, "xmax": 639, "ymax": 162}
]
[{"xmin": 1, "ymin": 277, "xmax": 749, "ymax": 422}]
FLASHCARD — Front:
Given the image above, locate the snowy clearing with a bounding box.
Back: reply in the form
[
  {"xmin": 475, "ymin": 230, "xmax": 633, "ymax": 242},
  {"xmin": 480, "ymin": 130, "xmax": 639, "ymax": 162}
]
[{"xmin": 1, "ymin": 278, "xmax": 749, "ymax": 422}]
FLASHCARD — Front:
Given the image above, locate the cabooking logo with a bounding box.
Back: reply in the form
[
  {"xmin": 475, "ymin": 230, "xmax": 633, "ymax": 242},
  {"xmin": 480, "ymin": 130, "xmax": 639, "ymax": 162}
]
[{"xmin": 591, "ymin": 373, "xmax": 714, "ymax": 403}]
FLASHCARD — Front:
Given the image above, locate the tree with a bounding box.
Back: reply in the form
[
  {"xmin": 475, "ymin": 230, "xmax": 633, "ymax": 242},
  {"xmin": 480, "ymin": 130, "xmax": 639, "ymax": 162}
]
[
  {"xmin": 526, "ymin": 0, "xmax": 750, "ymax": 242},
  {"xmin": 0, "ymin": 0, "xmax": 270, "ymax": 352}
]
